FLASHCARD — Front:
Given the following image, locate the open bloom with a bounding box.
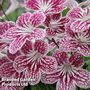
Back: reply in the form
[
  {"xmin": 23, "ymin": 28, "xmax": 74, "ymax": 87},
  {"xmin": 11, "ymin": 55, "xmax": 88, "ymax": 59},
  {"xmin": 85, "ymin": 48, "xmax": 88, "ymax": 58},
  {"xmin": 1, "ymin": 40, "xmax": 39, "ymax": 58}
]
[
  {"xmin": 44, "ymin": 13, "xmax": 69, "ymax": 37},
  {"xmin": 2, "ymin": 12, "xmax": 46, "ymax": 54},
  {"xmin": 13, "ymin": 40, "xmax": 57, "ymax": 85},
  {"xmin": 41, "ymin": 51, "xmax": 90, "ymax": 90},
  {"xmin": 25, "ymin": 0, "xmax": 65, "ymax": 14},
  {"xmin": 68, "ymin": 6, "xmax": 90, "ymax": 32},
  {"xmin": 59, "ymin": 23, "xmax": 90, "ymax": 56}
]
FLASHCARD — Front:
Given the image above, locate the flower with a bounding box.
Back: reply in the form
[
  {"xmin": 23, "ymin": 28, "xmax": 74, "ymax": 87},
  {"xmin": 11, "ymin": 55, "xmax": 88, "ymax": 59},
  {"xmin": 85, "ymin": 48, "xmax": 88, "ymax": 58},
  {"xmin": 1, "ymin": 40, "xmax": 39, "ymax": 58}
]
[
  {"xmin": 13, "ymin": 40, "xmax": 57, "ymax": 85},
  {"xmin": 44, "ymin": 13, "xmax": 69, "ymax": 37},
  {"xmin": 41, "ymin": 51, "xmax": 90, "ymax": 90},
  {"xmin": 68, "ymin": 6, "xmax": 90, "ymax": 32},
  {"xmin": 25, "ymin": 0, "xmax": 65, "ymax": 14},
  {"xmin": 59, "ymin": 23, "xmax": 90, "ymax": 56},
  {"xmin": 2, "ymin": 12, "xmax": 46, "ymax": 54}
]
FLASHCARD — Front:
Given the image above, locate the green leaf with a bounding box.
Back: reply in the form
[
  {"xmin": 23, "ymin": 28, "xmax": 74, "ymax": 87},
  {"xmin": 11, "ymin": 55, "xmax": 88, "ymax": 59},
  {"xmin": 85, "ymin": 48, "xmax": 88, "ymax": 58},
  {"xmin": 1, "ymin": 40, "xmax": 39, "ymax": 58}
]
[{"xmin": 62, "ymin": 8, "xmax": 70, "ymax": 16}]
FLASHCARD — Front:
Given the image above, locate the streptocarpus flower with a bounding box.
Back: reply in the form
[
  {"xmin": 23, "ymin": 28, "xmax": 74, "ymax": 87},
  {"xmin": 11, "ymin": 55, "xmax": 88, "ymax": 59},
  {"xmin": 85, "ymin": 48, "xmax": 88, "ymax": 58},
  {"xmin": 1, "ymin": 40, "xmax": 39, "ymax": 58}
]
[
  {"xmin": 44, "ymin": 13, "xmax": 69, "ymax": 38},
  {"xmin": 13, "ymin": 40, "xmax": 57, "ymax": 85},
  {"xmin": 68, "ymin": 6, "xmax": 90, "ymax": 32},
  {"xmin": 59, "ymin": 23, "xmax": 90, "ymax": 56},
  {"xmin": 2, "ymin": 12, "xmax": 46, "ymax": 54},
  {"xmin": 41, "ymin": 51, "xmax": 90, "ymax": 90},
  {"xmin": 25, "ymin": 0, "xmax": 65, "ymax": 14}
]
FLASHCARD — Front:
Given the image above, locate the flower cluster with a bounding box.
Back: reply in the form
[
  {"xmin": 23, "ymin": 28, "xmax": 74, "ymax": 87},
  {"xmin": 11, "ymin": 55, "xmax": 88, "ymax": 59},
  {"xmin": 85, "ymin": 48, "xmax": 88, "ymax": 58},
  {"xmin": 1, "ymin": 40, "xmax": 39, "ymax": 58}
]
[{"xmin": 0, "ymin": 0, "xmax": 90, "ymax": 90}]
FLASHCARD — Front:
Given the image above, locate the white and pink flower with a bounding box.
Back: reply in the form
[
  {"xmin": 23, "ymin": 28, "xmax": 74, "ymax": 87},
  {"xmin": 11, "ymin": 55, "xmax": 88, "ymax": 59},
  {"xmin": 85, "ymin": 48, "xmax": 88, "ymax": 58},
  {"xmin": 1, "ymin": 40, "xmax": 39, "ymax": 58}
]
[
  {"xmin": 68, "ymin": 6, "xmax": 90, "ymax": 32},
  {"xmin": 59, "ymin": 23, "xmax": 90, "ymax": 56},
  {"xmin": 13, "ymin": 40, "xmax": 57, "ymax": 85},
  {"xmin": 25, "ymin": 0, "xmax": 65, "ymax": 14},
  {"xmin": 44, "ymin": 13, "xmax": 69, "ymax": 37},
  {"xmin": 41, "ymin": 51, "xmax": 90, "ymax": 90},
  {"xmin": 2, "ymin": 12, "xmax": 46, "ymax": 54}
]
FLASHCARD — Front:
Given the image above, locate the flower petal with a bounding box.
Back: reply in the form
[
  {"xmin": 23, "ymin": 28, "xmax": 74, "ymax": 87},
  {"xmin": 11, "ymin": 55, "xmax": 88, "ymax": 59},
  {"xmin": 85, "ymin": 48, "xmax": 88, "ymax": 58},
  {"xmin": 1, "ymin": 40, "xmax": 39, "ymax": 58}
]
[
  {"xmin": 0, "ymin": 62, "xmax": 16, "ymax": 77},
  {"xmin": 0, "ymin": 57, "xmax": 9, "ymax": 66},
  {"xmin": 0, "ymin": 86, "xmax": 22, "ymax": 90},
  {"xmin": 71, "ymin": 20, "xmax": 89, "ymax": 32},
  {"xmin": 68, "ymin": 7, "xmax": 83, "ymax": 20},
  {"xmin": 7, "ymin": 50, "xmax": 21, "ymax": 61},
  {"xmin": 56, "ymin": 78, "xmax": 76, "ymax": 90},
  {"xmin": 59, "ymin": 37, "xmax": 77, "ymax": 52},
  {"xmin": 53, "ymin": 50, "xmax": 68, "ymax": 65},
  {"xmin": 26, "ymin": 0, "xmax": 65, "ymax": 14},
  {"xmin": 46, "ymin": 28, "xmax": 56, "ymax": 36},
  {"xmin": 30, "ymin": 12, "xmax": 46, "ymax": 27},
  {"xmin": 41, "ymin": 70, "xmax": 60, "ymax": 84},
  {"xmin": 25, "ymin": 64, "xmax": 41, "ymax": 85},
  {"xmin": 49, "ymin": 6, "xmax": 64, "ymax": 14},
  {"xmin": 3, "ymin": 27, "xmax": 22, "ymax": 39},
  {"xmin": 44, "ymin": 15, "xmax": 51, "ymax": 27},
  {"xmin": 34, "ymin": 40, "xmax": 48, "ymax": 54},
  {"xmin": 73, "ymin": 69, "xmax": 90, "ymax": 88},
  {"xmin": 40, "ymin": 56, "xmax": 57, "ymax": 73},
  {"xmin": 33, "ymin": 28, "xmax": 46, "ymax": 40},
  {"xmin": 79, "ymin": 45, "xmax": 90, "ymax": 56},
  {"xmin": 51, "ymin": 13, "xmax": 61, "ymax": 20},
  {"xmin": 69, "ymin": 53, "xmax": 84, "ymax": 67},
  {"xmin": 13, "ymin": 55, "xmax": 30, "ymax": 72},
  {"xmin": 21, "ymin": 40, "xmax": 32, "ymax": 54},
  {"xmin": 0, "ymin": 21, "xmax": 15, "ymax": 36},
  {"xmin": 16, "ymin": 12, "xmax": 32, "ymax": 28},
  {"xmin": 26, "ymin": 0, "xmax": 39, "ymax": 10},
  {"xmin": 9, "ymin": 35, "xmax": 26, "ymax": 54},
  {"xmin": 63, "ymin": 0, "xmax": 79, "ymax": 9},
  {"xmin": 0, "ymin": 42, "xmax": 8, "ymax": 52}
]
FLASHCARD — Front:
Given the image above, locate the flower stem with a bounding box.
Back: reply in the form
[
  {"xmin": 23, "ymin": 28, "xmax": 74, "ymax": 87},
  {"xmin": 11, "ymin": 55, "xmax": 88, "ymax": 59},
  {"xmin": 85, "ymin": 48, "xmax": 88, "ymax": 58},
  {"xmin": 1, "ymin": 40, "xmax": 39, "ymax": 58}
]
[
  {"xmin": 52, "ymin": 38, "xmax": 59, "ymax": 48},
  {"xmin": 0, "ymin": 4, "xmax": 9, "ymax": 20}
]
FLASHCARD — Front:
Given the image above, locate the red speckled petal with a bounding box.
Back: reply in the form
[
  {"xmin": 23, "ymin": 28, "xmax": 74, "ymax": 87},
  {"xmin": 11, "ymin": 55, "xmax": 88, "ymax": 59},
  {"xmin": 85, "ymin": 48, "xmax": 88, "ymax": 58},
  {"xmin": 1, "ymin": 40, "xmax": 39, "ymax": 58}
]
[
  {"xmin": 9, "ymin": 35, "xmax": 26, "ymax": 54},
  {"xmin": 25, "ymin": 62, "xmax": 41, "ymax": 85},
  {"xmin": 0, "ymin": 21, "xmax": 15, "ymax": 36},
  {"xmin": 30, "ymin": 12, "xmax": 46, "ymax": 27},
  {"xmin": 33, "ymin": 28, "xmax": 46, "ymax": 40},
  {"xmin": 40, "ymin": 56, "xmax": 57, "ymax": 73},
  {"xmin": 69, "ymin": 53, "xmax": 84, "ymax": 67},
  {"xmin": 34, "ymin": 40, "xmax": 48, "ymax": 54},
  {"xmin": 41, "ymin": 70, "xmax": 60, "ymax": 84},
  {"xmin": 68, "ymin": 7, "xmax": 83, "ymax": 20},
  {"xmin": 73, "ymin": 69, "xmax": 90, "ymax": 88},
  {"xmin": 53, "ymin": 50, "xmax": 68, "ymax": 65},
  {"xmin": 0, "ymin": 62, "xmax": 16, "ymax": 77},
  {"xmin": 16, "ymin": 12, "xmax": 32, "ymax": 28},
  {"xmin": 13, "ymin": 55, "xmax": 30, "ymax": 72}
]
